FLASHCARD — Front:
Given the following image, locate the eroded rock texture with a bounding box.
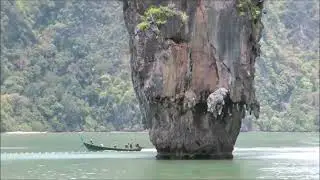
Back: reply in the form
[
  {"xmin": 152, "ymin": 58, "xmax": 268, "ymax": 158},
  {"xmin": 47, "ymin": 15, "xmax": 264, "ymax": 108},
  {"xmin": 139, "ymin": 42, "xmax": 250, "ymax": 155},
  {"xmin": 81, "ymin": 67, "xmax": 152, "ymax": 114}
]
[{"xmin": 123, "ymin": 0, "xmax": 263, "ymax": 159}]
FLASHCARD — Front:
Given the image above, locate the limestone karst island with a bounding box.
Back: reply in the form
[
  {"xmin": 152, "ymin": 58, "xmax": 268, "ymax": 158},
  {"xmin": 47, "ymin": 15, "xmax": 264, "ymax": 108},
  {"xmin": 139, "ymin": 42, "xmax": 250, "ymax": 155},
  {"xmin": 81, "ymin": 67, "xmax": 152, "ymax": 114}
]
[{"xmin": 123, "ymin": 0, "xmax": 263, "ymax": 159}]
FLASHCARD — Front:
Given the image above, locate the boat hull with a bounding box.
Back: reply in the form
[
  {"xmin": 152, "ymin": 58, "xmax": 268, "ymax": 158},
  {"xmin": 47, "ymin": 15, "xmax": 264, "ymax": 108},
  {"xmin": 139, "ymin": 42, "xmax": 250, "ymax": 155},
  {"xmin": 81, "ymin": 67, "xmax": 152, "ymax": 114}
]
[{"xmin": 83, "ymin": 142, "xmax": 142, "ymax": 152}]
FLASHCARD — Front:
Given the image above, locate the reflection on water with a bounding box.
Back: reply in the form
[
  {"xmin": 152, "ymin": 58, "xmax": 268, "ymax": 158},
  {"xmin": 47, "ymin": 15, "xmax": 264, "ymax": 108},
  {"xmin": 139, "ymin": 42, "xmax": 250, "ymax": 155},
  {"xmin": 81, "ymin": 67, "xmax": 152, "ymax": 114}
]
[{"xmin": 236, "ymin": 147, "xmax": 319, "ymax": 161}]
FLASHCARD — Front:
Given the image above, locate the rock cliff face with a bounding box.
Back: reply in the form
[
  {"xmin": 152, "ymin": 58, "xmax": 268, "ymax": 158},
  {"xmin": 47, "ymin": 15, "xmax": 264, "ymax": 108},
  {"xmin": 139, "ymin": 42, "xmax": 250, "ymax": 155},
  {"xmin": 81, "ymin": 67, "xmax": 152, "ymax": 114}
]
[{"xmin": 122, "ymin": 0, "xmax": 263, "ymax": 159}]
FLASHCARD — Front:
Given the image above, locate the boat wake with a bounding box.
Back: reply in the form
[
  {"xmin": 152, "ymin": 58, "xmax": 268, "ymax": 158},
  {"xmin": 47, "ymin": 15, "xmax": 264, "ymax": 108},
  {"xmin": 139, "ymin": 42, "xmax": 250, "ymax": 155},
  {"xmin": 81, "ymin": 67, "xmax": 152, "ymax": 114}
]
[
  {"xmin": 140, "ymin": 148, "xmax": 157, "ymax": 152},
  {"xmin": 0, "ymin": 147, "xmax": 28, "ymax": 150},
  {"xmin": 1, "ymin": 147, "xmax": 318, "ymax": 162},
  {"xmin": 0, "ymin": 151, "xmax": 156, "ymax": 161}
]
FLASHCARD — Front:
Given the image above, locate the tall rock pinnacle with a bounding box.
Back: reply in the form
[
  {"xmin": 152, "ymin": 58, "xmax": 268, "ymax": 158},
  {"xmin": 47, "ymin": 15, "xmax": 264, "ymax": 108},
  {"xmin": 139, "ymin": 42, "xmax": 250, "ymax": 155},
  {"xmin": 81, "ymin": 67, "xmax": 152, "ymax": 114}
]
[{"xmin": 122, "ymin": 0, "xmax": 263, "ymax": 159}]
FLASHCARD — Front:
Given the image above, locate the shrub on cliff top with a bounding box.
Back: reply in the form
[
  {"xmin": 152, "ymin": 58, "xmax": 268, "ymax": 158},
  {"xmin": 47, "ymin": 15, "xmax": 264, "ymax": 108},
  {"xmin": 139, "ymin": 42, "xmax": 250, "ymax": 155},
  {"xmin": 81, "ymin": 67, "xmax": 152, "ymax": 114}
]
[
  {"xmin": 137, "ymin": 21, "xmax": 150, "ymax": 31},
  {"xmin": 137, "ymin": 5, "xmax": 188, "ymax": 31},
  {"xmin": 237, "ymin": 0, "xmax": 262, "ymax": 21}
]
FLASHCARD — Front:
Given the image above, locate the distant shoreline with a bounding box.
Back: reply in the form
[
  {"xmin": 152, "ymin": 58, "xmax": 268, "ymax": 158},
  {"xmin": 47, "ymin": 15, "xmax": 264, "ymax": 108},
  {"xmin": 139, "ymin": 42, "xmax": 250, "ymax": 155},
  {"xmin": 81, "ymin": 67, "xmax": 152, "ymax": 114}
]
[
  {"xmin": 1, "ymin": 130, "xmax": 149, "ymax": 135},
  {"xmin": 2, "ymin": 131, "xmax": 48, "ymax": 135},
  {"xmin": 1, "ymin": 130, "xmax": 317, "ymax": 135},
  {"xmin": 109, "ymin": 130, "xmax": 148, "ymax": 133}
]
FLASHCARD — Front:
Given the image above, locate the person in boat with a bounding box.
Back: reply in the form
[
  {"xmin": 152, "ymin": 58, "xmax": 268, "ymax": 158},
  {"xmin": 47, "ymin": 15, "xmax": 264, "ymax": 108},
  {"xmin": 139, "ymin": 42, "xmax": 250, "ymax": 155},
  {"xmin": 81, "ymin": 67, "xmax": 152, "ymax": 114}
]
[
  {"xmin": 125, "ymin": 144, "xmax": 128, "ymax": 148},
  {"xmin": 135, "ymin": 144, "xmax": 141, "ymax": 148},
  {"xmin": 90, "ymin": 139, "xmax": 93, "ymax": 144},
  {"xmin": 114, "ymin": 145, "xmax": 117, "ymax": 148},
  {"xmin": 129, "ymin": 143, "xmax": 133, "ymax": 149}
]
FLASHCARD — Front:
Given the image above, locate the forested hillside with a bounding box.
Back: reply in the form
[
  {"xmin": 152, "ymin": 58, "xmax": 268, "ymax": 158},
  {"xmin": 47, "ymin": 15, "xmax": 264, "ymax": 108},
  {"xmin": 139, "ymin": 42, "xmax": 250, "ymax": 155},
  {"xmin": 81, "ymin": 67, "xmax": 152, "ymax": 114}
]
[
  {"xmin": 1, "ymin": 0, "xmax": 141, "ymax": 132},
  {"xmin": 1, "ymin": 0, "xmax": 319, "ymax": 132},
  {"xmin": 252, "ymin": 0, "xmax": 319, "ymax": 132}
]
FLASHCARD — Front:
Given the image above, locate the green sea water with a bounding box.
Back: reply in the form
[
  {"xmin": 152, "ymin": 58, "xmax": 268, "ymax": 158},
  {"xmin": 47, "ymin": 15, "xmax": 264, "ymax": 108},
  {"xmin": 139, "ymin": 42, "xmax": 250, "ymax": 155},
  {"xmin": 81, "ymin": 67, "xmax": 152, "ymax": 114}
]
[{"xmin": 1, "ymin": 132, "xmax": 319, "ymax": 179}]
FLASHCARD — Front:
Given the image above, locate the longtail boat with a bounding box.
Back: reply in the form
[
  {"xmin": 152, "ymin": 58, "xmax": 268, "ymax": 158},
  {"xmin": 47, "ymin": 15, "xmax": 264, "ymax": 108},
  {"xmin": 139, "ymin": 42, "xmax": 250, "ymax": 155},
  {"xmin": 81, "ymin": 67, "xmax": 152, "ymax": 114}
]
[
  {"xmin": 79, "ymin": 135, "xmax": 142, "ymax": 152},
  {"xmin": 83, "ymin": 142, "xmax": 142, "ymax": 152}
]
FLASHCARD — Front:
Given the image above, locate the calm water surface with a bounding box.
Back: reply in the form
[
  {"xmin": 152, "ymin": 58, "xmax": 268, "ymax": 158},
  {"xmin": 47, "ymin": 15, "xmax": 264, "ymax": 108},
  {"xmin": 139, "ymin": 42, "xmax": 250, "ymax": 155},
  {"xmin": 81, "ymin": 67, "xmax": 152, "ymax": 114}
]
[{"xmin": 1, "ymin": 132, "xmax": 319, "ymax": 179}]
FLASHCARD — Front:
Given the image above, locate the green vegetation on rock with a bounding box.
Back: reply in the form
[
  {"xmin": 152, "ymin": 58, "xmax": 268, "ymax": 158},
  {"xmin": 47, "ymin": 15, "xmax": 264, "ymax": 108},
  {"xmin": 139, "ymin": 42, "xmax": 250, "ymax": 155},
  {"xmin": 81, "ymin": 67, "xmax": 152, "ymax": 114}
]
[
  {"xmin": 137, "ymin": 22, "xmax": 150, "ymax": 31},
  {"xmin": 137, "ymin": 5, "xmax": 188, "ymax": 31},
  {"xmin": 237, "ymin": 0, "xmax": 262, "ymax": 21}
]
